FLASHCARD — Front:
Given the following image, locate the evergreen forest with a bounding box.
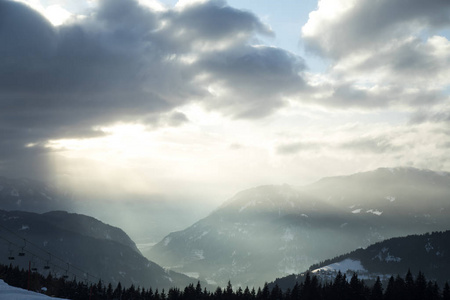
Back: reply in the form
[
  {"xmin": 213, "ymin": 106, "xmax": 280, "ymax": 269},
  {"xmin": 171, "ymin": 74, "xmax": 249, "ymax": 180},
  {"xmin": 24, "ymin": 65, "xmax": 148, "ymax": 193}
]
[{"xmin": 1, "ymin": 263, "xmax": 450, "ymax": 300}]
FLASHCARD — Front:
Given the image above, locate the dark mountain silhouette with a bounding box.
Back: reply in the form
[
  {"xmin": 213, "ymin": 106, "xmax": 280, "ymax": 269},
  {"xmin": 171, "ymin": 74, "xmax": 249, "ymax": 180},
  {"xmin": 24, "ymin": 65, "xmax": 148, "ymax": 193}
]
[
  {"xmin": 0, "ymin": 209, "xmax": 199, "ymax": 289},
  {"xmin": 272, "ymin": 230, "xmax": 450, "ymax": 290}
]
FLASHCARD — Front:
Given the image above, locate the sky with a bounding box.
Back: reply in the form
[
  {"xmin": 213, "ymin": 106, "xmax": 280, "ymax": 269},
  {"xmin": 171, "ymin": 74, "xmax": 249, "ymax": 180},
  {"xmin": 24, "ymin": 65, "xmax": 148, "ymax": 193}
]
[{"xmin": 1, "ymin": 0, "xmax": 450, "ymax": 210}]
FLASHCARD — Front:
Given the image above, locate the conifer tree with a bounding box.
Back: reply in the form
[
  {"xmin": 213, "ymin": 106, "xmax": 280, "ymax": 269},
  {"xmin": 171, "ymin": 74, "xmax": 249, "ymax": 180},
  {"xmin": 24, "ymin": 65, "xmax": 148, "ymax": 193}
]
[
  {"xmin": 414, "ymin": 271, "xmax": 426, "ymax": 300},
  {"xmin": 443, "ymin": 282, "xmax": 450, "ymax": 300},
  {"xmin": 261, "ymin": 283, "xmax": 270, "ymax": 300},
  {"xmin": 370, "ymin": 277, "xmax": 383, "ymax": 300},
  {"xmin": 383, "ymin": 276, "xmax": 395, "ymax": 300}
]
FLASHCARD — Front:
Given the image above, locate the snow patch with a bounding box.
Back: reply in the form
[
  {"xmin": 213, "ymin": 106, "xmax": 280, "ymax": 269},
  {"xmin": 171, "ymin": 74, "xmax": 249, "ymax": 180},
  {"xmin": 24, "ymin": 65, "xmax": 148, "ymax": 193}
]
[
  {"xmin": 385, "ymin": 255, "xmax": 401, "ymax": 262},
  {"xmin": 366, "ymin": 209, "xmax": 383, "ymax": 216},
  {"xmin": 19, "ymin": 225, "xmax": 29, "ymax": 231},
  {"xmin": 184, "ymin": 272, "xmax": 200, "ymax": 279},
  {"xmin": 425, "ymin": 242, "xmax": 434, "ymax": 253},
  {"xmin": 373, "ymin": 248, "xmax": 401, "ymax": 262},
  {"xmin": 312, "ymin": 259, "xmax": 366, "ymax": 274},
  {"xmin": 205, "ymin": 278, "xmax": 217, "ymax": 285},
  {"xmin": 351, "ymin": 209, "xmax": 361, "ymax": 214},
  {"xmin": 163, "ymin": 237, "xmax": 171, "ymax": 246},
  {"xmin": 198, "ymin": 231, "xmax": 209, "ymax": 239},
  {"xmin": 301, "ymin": 214, "xmax": 308, "ymax": 218},
  {"xmin": 282, "ymin": 228, "xmax": 294, "ymax": 242},
  {"xmin": 193, "ymin": 249, "xmax": 204, "ymax": 260},
  {"xmin": 239, "ymin": 200, "xmax": 256, "ymax": 213},
  {"xmin": 10, "ymin": 189, "xmax": 19, "ymax": 197},
  {"xmin": 385, "ymin": 196, "xmax": 396, "ymax": 202}
]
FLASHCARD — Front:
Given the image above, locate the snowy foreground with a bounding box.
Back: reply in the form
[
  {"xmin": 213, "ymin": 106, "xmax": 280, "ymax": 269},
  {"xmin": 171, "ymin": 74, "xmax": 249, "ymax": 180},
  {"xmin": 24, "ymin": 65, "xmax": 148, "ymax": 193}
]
[{"xmin": 0, "ymin": 280, "xmax": 68, "ymax": 300}]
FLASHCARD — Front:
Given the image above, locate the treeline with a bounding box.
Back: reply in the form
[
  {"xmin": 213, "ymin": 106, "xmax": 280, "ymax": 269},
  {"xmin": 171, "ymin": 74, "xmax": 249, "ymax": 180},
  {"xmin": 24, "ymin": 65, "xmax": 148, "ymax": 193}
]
[
  {"xmin": 1, "ymin": 262, "xmax": 450, "ymax": 300},
  {"xmin": 308, "ymin": 231, "xmax": 450, "ymax": 280}
]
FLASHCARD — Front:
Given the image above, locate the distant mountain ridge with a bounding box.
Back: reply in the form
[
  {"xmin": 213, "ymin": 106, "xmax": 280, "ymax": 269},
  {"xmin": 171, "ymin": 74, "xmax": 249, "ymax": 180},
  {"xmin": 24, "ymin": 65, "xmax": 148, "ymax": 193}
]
[
  {"xmin": 0, "ymin": 209, "xmax": 199, "ymax": 289},
  {"xmin": 148, "ymin": 167, "xmax": 450, "ymax": 287},
  {"xmin": 0, "ymin": 176, "xmax": 72, "ymax": 213}
]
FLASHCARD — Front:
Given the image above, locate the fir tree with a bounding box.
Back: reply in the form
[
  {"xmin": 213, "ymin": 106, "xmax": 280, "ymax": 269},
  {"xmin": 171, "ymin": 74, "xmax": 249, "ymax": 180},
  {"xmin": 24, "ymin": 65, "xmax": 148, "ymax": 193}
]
[
  {"xmin": 370, "ymin": 277, "xmax": 383, "ymax": 300},
  {"xmin": 443, "ymin": 282, "xmax": 450, "ymax": 300}
]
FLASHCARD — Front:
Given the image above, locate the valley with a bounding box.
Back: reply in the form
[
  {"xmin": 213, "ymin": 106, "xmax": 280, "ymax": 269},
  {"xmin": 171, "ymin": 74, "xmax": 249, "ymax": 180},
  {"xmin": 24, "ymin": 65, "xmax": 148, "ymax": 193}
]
[{"xmin": 0, "ymin": 167, "xmax": 449, "ymax": 295}]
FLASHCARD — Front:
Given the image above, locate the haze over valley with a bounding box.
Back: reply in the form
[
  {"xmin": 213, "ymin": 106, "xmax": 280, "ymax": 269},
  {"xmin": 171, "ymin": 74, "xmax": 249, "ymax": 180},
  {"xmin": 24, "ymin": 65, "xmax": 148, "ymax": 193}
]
[{"xmin": 1, "ymin": 0, "xmax": 450, "ymax": 297}]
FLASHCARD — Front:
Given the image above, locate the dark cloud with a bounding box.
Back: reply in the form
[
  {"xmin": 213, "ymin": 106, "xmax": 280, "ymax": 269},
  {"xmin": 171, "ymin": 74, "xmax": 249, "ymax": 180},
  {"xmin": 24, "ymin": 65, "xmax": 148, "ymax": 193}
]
[
  {"xmin": 0, "ymin": 0, "xmax": 307, "ymax": 177},
  {"xmin": 197, "ymin": 45, "xmax": 307, "ymax": 118},
  {"xmin": 157, "ymin": 0, "xmax": 273, "ymax": 53}
]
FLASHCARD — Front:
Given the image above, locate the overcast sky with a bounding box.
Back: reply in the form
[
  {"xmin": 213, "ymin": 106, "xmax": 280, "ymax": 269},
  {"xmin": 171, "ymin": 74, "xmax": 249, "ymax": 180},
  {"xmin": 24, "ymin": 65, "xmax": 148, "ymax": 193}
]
[{"xmin": 2, "ymin": 0, "xmax": 450, "ymax": 206}]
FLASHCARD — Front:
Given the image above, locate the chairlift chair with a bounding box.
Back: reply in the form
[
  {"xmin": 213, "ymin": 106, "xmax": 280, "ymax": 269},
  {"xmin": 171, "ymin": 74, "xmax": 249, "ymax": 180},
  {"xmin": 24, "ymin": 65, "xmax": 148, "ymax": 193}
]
[
  {"xmin": 7, "ymin": 245, "xmax": 15, "ymax": 260},
  {"xmin": 31, "ymin": 256, "xmax": 38, "ymax": 272},
  {"xmin": 63, "ymin": 263, "xmax": 69, "ymax": 279}
]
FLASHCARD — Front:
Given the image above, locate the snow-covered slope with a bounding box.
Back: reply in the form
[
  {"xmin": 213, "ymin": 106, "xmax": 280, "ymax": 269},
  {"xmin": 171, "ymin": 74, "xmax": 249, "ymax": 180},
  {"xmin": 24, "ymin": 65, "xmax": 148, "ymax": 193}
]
[
  {"xmin": 0, "ymin": 279, "xmax": 68, "ymax": 300},
  {"xmin": 148, "ymin": 167, "xmax": 450, "ymax": 287}
]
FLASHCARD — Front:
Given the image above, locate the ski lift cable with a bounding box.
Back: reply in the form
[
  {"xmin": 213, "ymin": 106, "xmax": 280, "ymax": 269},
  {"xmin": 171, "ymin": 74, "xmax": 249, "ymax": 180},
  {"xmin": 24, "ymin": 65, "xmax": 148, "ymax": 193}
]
[
  {"xmin": 0, "ymin": 226, "xmax": 102, "ymax": 284},
  {"xmin": 0, "ymin": 223, "xmax": 101, "ymax": 279},
  {"xmin": 0, "ymin": 234, "xmax": 89, "ymax": 282}
]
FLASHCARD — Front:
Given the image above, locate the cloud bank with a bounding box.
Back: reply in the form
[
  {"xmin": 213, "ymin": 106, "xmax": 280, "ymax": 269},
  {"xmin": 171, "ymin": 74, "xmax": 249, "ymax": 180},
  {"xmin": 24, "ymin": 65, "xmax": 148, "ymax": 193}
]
[{"xmin": 0, "ymin": 0, "xmax": 308, "ymax": 177}]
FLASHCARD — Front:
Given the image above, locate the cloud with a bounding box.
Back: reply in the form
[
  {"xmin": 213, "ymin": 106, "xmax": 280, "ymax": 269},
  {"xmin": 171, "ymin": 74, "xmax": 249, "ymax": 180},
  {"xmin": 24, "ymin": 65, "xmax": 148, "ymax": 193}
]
[
  {"xmin": 196, "ymin": 45, "xmax": 307, "ymax": 118},
  {"xmin": 409, "ymin": 108, "xmax": 450, "ymax": 125},
  {"xmin": 157, "ymin": 0, "xmax": 273, "ymax": 53},
  {"xmin": 0, "ymin": 0, "xmax": 308, "ymax": 177},
  {"xmin": 276, "ymin": 141, "xmax": 323, "ymax": 155},
  {"xmin": 276, "ymin": 135, "xmax": 402, "ymax": 156},
  {"xmin": 339, "ymin": 136, "xmax": 403, "ymax": 154},
  {"xmin": 302, "ymin": 0, "xmax": 450, "ymax": 59},
  {"xmin": 301, "ymin": 0, "xmax": 450, "ymax": 110}
]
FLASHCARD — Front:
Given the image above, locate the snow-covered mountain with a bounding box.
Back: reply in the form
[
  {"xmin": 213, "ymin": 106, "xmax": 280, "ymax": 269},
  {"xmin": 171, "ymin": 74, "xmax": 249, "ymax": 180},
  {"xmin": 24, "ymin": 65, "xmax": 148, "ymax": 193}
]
[
  {"xmin": 272, "ymin": 230, "xmax": 450, "ymax": 289},
  {"xmin": 0, "ymin": 210, "xmax": 199, "ymax": 289},
  {"xmin": 148, "ymin": 167, "xmax": 450, "ymax": 287}
]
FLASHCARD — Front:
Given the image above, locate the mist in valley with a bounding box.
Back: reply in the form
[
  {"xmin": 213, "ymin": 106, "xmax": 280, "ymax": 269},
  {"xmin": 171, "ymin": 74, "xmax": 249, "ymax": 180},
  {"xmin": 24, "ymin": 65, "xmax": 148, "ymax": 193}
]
[{"xmin": 1, "ymin": 0, "xmax": 450, "ymax": 294}]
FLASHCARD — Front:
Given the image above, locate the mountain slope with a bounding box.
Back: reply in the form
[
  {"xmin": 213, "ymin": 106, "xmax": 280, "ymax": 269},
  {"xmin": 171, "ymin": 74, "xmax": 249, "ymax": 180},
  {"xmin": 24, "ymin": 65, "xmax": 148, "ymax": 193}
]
[
  {"xmin": 148, "ymin": 167, "xmax": 450, "ymax": 287},
  {"xmin": 0, "ymin": 210, "xmax": 198, "ymax": 289},
  {"xmin": 272, "ymin": 230, "xmax": 450, "ymax": 289}
]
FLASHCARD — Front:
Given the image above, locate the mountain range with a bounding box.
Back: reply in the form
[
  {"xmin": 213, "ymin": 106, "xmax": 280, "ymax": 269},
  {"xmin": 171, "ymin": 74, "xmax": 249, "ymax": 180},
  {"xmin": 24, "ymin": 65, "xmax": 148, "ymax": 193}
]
[
  {"xmin": 1, "ymin": 167, "xmax": 449, "ymax": 290},
  {"xmin": 148, "ymin": 167, "xmax": 450, "ymax": 287}
]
